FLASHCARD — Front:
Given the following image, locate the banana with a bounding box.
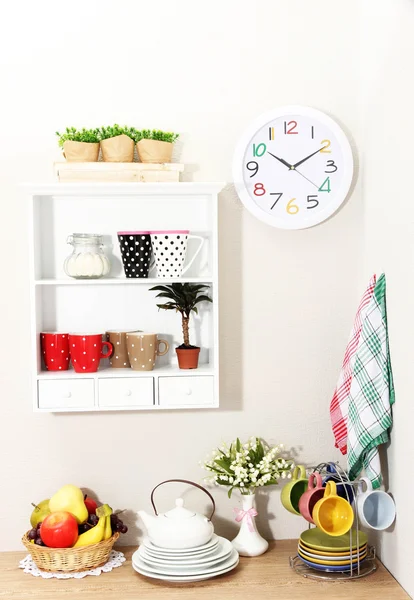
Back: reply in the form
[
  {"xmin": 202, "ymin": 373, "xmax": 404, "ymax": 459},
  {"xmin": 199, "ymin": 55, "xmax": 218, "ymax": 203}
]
[
  {"xmin": 73, "ymin": 504, "xmax": 112, "ymax": 548},
  {"xmin": 103, "ymin": 515, "xmax": 112, "ymax": 540}
]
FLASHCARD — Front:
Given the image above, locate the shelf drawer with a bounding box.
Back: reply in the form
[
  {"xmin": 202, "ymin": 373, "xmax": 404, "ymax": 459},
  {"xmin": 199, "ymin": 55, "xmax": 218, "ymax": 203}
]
[
  {"xmin": 98, "ymin": 377, "xmax": 154, "ymax": 408},
  {"xmin": 158, "ymin": 376, "xmax": 214, "ymax": 407},
  {"xmin": 38, "ymin": 379, "xmax": 94, "ymax": 410}
]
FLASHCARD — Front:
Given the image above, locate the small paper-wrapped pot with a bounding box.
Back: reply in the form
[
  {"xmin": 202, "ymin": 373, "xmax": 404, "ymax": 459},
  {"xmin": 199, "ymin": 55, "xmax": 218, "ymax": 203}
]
[
  {"xmin": 100, "ymin": 134, "xmax": 134, "ymax": 162},
  {"xmin": 136, "ymin": 139, "xmax": 173, "ymax": 163},
  {"xmin": 63, "ymin": 141, "xmax": 100, "ymax": 162}
]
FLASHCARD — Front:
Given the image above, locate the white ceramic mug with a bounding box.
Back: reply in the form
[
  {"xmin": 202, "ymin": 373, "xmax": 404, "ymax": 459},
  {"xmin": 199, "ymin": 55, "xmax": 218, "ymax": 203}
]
[
  {"xmin": 356, "ymin": 477, "xmax": 396, "ymax": 530},
  {"xmin": 150, "ymin": 230, "xmax": 204, "ymax": 278}
]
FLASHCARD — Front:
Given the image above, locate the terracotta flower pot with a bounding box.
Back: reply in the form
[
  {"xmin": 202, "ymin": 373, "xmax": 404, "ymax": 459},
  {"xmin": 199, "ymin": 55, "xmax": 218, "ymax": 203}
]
[
  {"xmin": 100, "ymin": 134, "xmax": 134, "ymax": 162},
  {"xmin": 63, "ymin": 141, "xmax": 100, "ymax": 162},
  {"xmin": 176, "ymin": 347, "xmax": 200, "ymax": 370},
  {"xmin": 136, "ymin": 139, "xmax": 173, "ymax": 164}
]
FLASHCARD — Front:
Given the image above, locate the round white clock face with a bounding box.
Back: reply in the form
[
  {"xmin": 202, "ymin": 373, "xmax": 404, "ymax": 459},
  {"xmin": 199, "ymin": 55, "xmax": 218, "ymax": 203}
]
[{"xmin": 233, "ymin": 106, "xmax": 354, "ymax": 229}]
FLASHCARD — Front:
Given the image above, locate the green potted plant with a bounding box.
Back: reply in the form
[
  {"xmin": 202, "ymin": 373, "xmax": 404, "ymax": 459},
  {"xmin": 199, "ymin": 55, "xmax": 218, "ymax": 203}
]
[
  {"xmin": 98, "ymin": 124, "xmax": 136, "ymax": 162},
  {"xmin": 56, "ymin": 127, "xmax": 100, "ymax": 162},
  {"xmin": 149, "ymin": 283, "xmax": 212, "ymax": 369},
  {"xmin": 134, "ymin": 129, "xmax": 179, "ymax": 163}
]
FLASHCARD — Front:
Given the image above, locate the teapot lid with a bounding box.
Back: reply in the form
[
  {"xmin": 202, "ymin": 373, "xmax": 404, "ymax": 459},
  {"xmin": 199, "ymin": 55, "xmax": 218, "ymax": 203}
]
[{"xmin": 164, "ymin": 498, "xmax": 195, "ymax": 519}]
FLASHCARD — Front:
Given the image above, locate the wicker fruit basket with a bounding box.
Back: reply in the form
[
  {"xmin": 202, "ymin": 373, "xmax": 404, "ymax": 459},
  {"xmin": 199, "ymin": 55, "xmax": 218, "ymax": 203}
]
[{"xmin": 22, "ymin": 531, "xmax": 120, "ymax": 573}]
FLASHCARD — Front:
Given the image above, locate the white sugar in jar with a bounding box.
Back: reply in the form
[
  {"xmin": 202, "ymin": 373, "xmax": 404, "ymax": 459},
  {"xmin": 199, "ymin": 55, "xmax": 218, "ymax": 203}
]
[{"xmin": 64, "ymin": 234, "xmax": 110, "ymax": 279}]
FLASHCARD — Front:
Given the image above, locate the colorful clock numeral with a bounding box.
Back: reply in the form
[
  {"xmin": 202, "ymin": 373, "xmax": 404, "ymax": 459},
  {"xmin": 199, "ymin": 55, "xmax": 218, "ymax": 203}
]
[
  {"xmin": 320, "ymin": 139, "xmax": 331, "ymax": 153},
  {"xmin": 253, "ymin": 143, "xmax": 266, "ymax": 157},
  {"xmin": 325, "ymin": 160, "xmax": 337, "ymax": 173},
  {"xmin": 318, "ymin": 177, "xmax": 331, "ymax": 193},
  {"xmin": 270, "ymin": 192, "xmax": 283, "ymax": 209},
  {"xmin": 286, "ymin": 198, "xmax": 299, "ymax": 214},
  {"xmin": 307, "ymin": 195, "xmax": 319, "ymax": 209},
  {"xmin": 253, "ymin": 183, "xmax": 266, "ymax": 196},
  {"xmin": 246, "ymin": 161, "xmax": 259, "ymax": 177},
  {"xmin": 284, "ymin": 121, "xmax": 298, "ymax": 135},
  {"xmin": 269, "ymin": 127, "xmax": 275, "ymax": 141}
]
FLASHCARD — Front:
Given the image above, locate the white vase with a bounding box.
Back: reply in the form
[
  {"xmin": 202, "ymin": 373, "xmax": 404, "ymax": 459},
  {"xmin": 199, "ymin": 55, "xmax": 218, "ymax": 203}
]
[{"xmin": 231, "ymin": 491, "xmax": 269, "ymax": 557}]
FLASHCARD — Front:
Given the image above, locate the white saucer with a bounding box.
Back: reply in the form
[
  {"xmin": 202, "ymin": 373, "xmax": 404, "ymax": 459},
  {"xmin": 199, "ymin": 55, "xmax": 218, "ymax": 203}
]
[
  {"xmin": 132, "ymin": 548, "xmax": 239, "ymax": 582},
  {"xmin": 138, "ymin": 538, "xmax": 233, "ymax": 569},
  {"xmin": 142, "ymin": 534, "xmax": 219, "ymax": 556}
]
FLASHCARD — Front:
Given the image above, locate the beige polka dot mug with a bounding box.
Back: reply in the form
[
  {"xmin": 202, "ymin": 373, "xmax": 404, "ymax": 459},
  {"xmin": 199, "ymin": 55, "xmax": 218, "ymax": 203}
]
[
  {"xmin": 106, "ymin": 330, "xmax": 142, "ymax": 368},
  {"xmin": 126, "ymin": 332, "xmax": 169, "ymax": 371}
]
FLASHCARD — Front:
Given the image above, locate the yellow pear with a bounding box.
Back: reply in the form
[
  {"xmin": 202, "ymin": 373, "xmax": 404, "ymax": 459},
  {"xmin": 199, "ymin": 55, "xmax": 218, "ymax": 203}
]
[
  {"xmin": 49, "ymin": 485, "xmax": 88, "ymax": 524},
  {"xmin": 30, "ymin": 499, "xmax": 50, "ymax": 528}
]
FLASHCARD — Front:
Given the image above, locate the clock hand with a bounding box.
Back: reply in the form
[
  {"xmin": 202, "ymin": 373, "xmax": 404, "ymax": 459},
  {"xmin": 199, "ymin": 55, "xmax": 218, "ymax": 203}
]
[
  {"xmin": 293, "ymin": 147, "xmax": 323, "ymax": 169},
  {"xmin": 267, "ymin": 151, "xmax": 293, "ymax": 170},
  {"xmin": 295, "ymin": 168, "xmax": 319, "ymax": 189}
]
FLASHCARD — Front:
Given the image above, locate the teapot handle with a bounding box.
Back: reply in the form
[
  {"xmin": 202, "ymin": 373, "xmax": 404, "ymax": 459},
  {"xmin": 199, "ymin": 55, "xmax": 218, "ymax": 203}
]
[{"xmin": 150, "ymin": 479, "xmax": 216, "ymax": 520}]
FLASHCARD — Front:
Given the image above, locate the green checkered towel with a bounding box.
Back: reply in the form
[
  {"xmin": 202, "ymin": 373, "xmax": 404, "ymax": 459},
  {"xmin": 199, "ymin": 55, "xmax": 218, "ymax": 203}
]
[{"xmin": 347, "ymin": 274, "xmax": 395, "ymax": 488}]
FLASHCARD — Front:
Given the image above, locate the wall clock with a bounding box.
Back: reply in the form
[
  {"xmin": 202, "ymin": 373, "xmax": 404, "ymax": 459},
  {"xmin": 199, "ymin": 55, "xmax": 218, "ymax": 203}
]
[{"xmin": 233, "ymin": 106, "xmax": 354, "ymax": 229}]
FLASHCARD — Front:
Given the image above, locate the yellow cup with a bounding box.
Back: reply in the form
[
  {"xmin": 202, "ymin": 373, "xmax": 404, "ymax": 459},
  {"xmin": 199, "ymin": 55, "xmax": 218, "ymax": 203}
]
[
  {"xmin": 312, "ymin": 481, "xmax": 354, "ymax": 537},
  {"xmin": 280, "ymin": 465, "xmax": 308, "ymax": 515}
]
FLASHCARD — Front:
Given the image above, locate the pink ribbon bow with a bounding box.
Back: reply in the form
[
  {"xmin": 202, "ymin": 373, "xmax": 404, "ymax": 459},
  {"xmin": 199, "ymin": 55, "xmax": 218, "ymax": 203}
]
[{"xmin": 233, "ymin": 507, "xmax": 258, "ymax": 532}]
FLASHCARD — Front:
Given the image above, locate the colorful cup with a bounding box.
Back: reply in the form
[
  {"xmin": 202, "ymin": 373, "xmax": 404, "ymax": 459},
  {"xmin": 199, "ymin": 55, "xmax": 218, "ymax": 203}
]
[
  {"xmin": 312, "ymin": 481, "xmax": 354, "ymax": 537},
  {"xmin": 40, "ymin": 332, "xmax": 69, "ymax": 371},
  {"xmin": 323, "ymin": 462, "xmax": 355, "ymax": 504},
  {"xmin": 298, "ymin": 473, "xmax": 326, "ymax": 524},
  {"xmin": 117, "ymin": 231, "xmax": 153, "ymax": 278},
  {"xmin": 150, "ymin": 231, "xmax": 204, "ymax": 278},
  {"xmin": 126, "ymin": 332, "xmax": 169, "ymax": 371},
  {"xmin": 280, "ymin": 465, "xmax": 308, "ymax": 515},
  {"xmin": 105, "ymin": 330, "xmax": 141, "ymax": 368},
  {"xmin": 356, "ymin": 477, "xmax": 396, "ymax": 530},
  {"xmin": 69, "ymin": 333, "xmax": 113, "ymax": 373}
]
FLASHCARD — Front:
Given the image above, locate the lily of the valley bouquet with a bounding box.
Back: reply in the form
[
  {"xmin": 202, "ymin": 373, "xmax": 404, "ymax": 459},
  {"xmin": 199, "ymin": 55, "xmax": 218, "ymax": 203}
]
[{"xmin": 202, "ymin": 436, "xmax": 294, "ymax": 497}]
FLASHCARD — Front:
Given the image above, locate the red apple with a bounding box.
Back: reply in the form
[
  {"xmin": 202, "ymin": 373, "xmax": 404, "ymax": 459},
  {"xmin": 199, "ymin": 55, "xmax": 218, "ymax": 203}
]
[
  {"xmin": 40, "ymin": 511, "xmax": 78, "ymax": 548},
  {"xmin": 84, "ymin": 495, "xmax": 98, "ymax": 516}
]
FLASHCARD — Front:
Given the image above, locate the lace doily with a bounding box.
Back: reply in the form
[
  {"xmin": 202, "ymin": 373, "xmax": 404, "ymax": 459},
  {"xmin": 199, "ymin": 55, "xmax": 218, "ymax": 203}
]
[{"xmin": 19, "ymin": 549, "xmax": 125, "ymax": 579}]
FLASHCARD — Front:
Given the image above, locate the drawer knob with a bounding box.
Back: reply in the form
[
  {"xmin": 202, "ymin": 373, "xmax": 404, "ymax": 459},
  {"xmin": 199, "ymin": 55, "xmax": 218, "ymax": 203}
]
[
  {"xmin": 186, "ymin": 388, "xmax": 192, "ymax": 396},
  {"xmin": 63, "ymin": 391, "xmax": 72, "ymax": 399},
  {"xmin": 125, "ymin": 389, "xmax": 132, "ymax": 396}
]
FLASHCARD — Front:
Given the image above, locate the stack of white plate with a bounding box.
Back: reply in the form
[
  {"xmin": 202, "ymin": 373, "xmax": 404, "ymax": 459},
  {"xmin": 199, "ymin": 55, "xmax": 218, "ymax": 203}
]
[{"xmin": 132, "ymin": 534, "xmax": 239, "ymax": 583}]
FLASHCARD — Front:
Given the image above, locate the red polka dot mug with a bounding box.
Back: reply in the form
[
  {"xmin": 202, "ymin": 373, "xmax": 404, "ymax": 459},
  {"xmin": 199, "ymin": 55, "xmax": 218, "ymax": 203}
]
[
  {"xmin": 68, "ymin": 333, "xmax": 113, "ymax": 373},
  {"xmin": 40, "ymin": 332, "xmax": 70, "ymax": 371}
]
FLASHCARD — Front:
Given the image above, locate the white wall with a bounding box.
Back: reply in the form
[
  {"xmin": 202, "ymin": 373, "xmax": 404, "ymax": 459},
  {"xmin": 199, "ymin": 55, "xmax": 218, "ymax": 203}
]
[
  {"xmin": 361, "ymin": 1, "xmax": 414, "ymax": 596},
  {"xmin": 0, "ymin": 1, "xmax": 361, "ymax": 550}
]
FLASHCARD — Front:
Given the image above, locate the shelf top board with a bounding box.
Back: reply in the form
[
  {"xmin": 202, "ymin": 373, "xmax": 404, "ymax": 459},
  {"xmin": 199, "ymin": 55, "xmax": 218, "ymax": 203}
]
[
  {"xmin": 37, "ymin": 364, "xmax": 214, "ymax": 379},
  {"xmin": 35, "ymin": 277, "xmax": 213, "ymax": 286},
  {"xmin": 22, "ymin": 182, "xmax": 225, "ymax": 196}
]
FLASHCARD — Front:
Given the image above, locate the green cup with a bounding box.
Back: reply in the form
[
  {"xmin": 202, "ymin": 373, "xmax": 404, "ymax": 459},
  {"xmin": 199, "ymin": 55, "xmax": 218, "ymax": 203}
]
[{"xmin": 280, "ymin": 465, "xmax": 308, "ymax": 515}]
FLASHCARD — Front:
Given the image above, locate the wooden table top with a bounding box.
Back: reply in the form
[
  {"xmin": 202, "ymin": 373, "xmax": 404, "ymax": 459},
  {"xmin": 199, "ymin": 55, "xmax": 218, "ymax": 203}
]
[{"xmin": 0, "ymin": 540, "xmax": 408, "ymax": 600}]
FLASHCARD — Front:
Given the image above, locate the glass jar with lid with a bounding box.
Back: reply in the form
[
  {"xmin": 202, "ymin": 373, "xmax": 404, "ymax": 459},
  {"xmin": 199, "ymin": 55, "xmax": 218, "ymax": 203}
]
[{"xmin": 64, "ymin": 234, "xmax": 111, "ymax": 279}]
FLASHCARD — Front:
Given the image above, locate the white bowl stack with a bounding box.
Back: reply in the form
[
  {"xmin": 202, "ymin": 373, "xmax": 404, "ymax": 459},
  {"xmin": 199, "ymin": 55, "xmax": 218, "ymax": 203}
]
[{"xmin": 132, "ymin": 534, "xmax": 239, "ymax": 583}]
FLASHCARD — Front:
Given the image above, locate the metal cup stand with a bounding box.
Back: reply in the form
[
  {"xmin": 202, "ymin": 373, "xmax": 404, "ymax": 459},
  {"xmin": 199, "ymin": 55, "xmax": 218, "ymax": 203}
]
[{"xmin": 289, "ymin": 462, "xmax": 377, "ymax": 581}]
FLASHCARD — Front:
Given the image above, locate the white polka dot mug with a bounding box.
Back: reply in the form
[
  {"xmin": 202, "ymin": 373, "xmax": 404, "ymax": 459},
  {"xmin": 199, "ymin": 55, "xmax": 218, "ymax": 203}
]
[
  {"xmin": 117, "ymin": 231, "xmax": 154, "ymax": 278},
  {"xmin": 150, "ymin": 231, "xmax": 204, "ymax": 278},
  {"xmin": 68, "ymin": 333, "xmax": 113, "ymax": 373},
  {"xmin": 126, "ymin": 332, "xmax": 169, "ymax": 371}
]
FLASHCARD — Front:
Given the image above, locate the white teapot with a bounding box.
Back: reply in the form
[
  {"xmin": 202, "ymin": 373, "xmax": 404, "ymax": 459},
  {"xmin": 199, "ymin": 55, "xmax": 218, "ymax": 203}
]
[{"xmin": 138, "ymin": 479, "xmax": 215, "ymax": 549}]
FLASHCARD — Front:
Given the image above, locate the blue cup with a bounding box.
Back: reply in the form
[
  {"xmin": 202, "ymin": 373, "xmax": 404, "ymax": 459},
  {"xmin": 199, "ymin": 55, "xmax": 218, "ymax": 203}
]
[{"xmin": 322, "ymin": 463, "xmax": 355, "ymax": 504}]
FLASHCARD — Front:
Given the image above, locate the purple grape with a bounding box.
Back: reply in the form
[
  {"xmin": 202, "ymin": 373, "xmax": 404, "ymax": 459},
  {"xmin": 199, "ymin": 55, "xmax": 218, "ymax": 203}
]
[
  {"xmin": 89, "ymin": 514, "xmax": 98, "ymax": 526},
  {"xmin": 120, "ymin": 525, "xmax": 128, "ymax": 534},
  {"xmin": 36, "ymin": 522, "xmax": 42, "ymax": 531},
  {"xmin": 28, "ymin": 529, "xmax": 37, "ymax": 540},
  {"xmin": 115, "ymin": 521, "xmax": 123, "ymax": 532},
  {"xmin": 35, "ymin": 538, "xmax": 43, "ymax": 546}
]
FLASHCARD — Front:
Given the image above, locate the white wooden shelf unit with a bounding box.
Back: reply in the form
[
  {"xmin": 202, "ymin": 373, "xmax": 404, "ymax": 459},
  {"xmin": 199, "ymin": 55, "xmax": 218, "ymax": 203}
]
[{"xmin": 27, "ymin": 182, "xmax": 222, "ymax": 413}]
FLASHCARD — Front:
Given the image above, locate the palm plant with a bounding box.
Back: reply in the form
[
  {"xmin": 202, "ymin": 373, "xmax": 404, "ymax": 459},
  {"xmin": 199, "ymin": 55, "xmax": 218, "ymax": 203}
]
[{"xmin": 149, "ymin": 283, "xmax": 212, "ymax": 348}]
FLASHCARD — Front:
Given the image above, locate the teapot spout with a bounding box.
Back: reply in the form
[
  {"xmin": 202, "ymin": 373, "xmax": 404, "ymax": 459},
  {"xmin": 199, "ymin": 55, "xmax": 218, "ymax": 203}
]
[{"xmin": 138, "ymin": 510, "xmax": 156, "ymax": 531}]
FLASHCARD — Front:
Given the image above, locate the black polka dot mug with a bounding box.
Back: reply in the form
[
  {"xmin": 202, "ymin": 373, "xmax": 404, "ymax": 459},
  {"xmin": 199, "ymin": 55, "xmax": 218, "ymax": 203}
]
[
  {"xmin": 117, "ymin": 231, "xmax": 153, "ymax": 278},
  {"xmin": 150, "ymin": 230, "xmax": 204, "ymax": 278}
]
